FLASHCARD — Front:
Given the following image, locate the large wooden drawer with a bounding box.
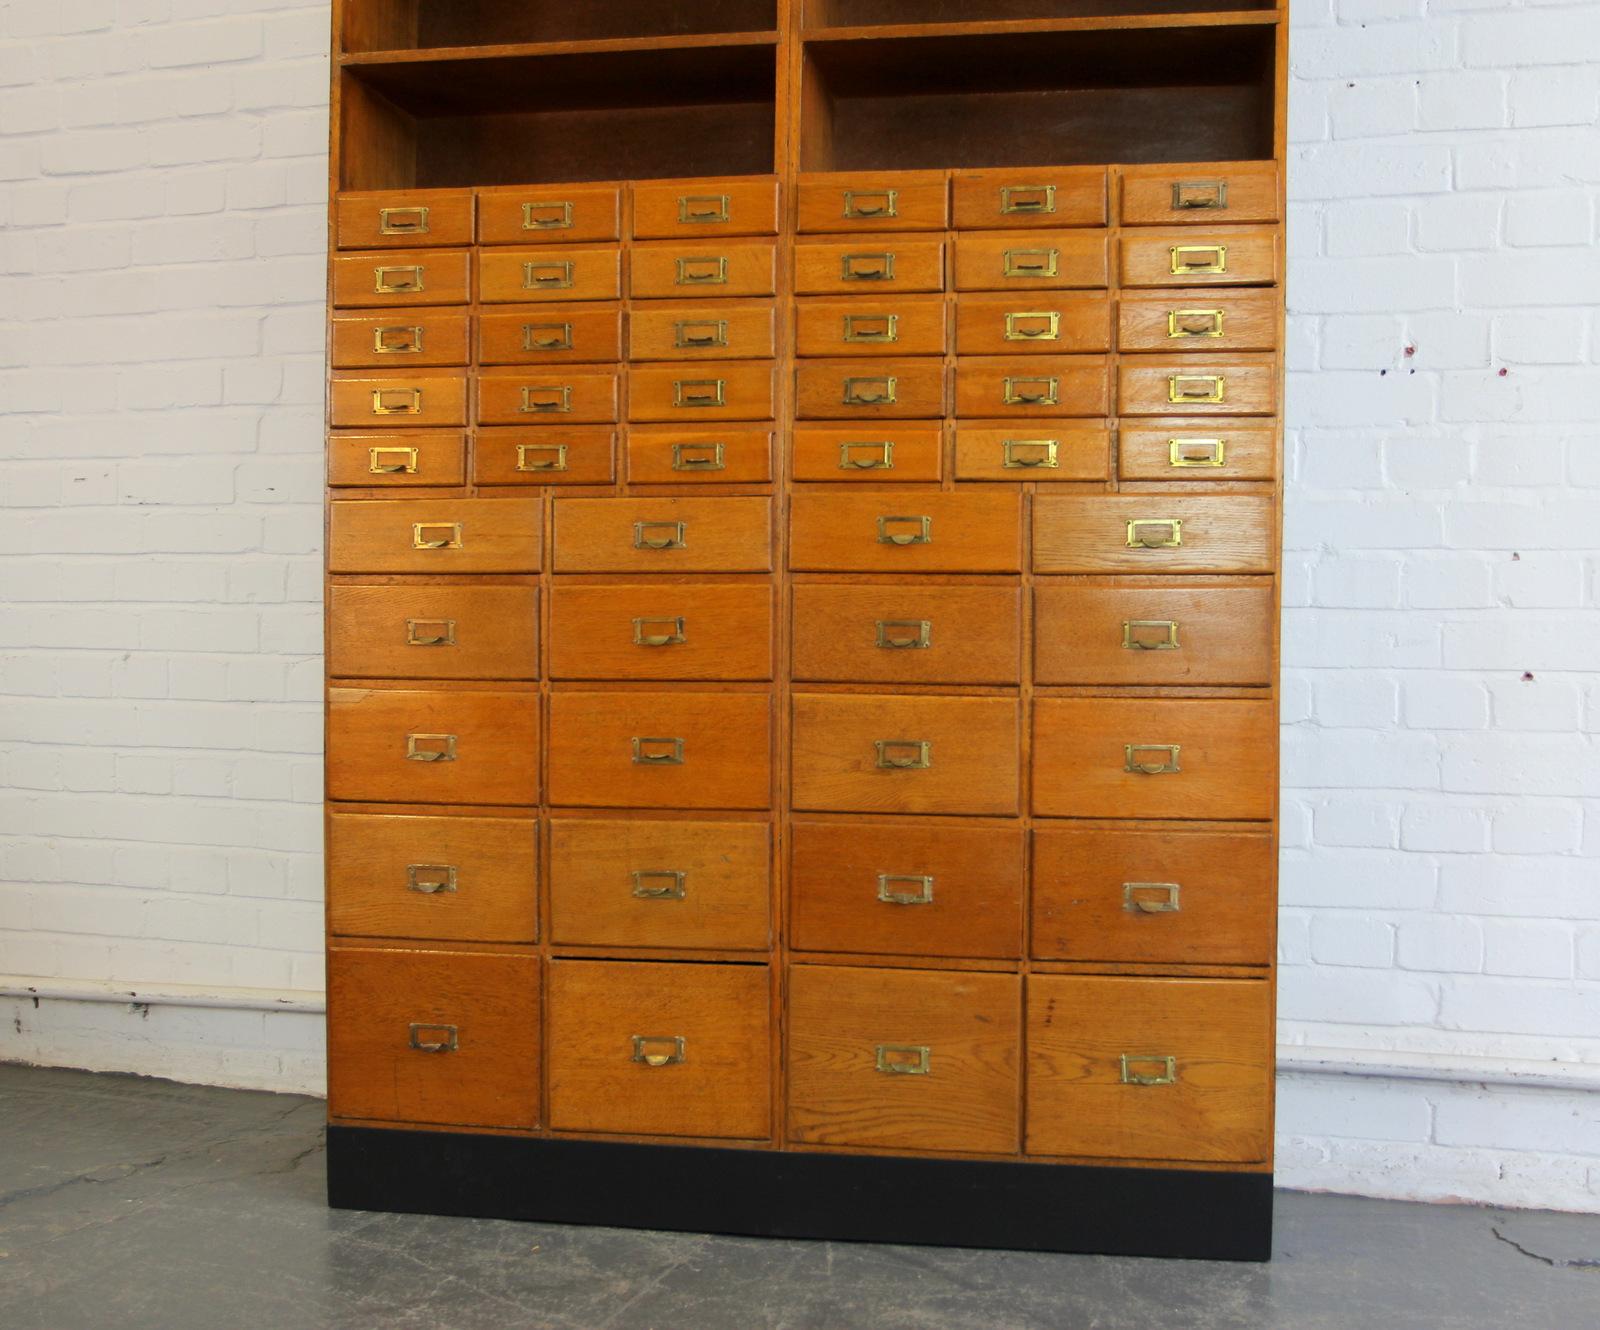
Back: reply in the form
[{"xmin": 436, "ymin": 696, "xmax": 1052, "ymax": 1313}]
[
  {"xmin": 478, "ymin": 305, "xmax": 623, "ymax": 365},
  {"xmin": 328, "ymin": 498, "xmax": 541, "ymax": 574},
  {"xmin": 795, "ymin": 295, "xmax": 948, "ymax": 358},
  {"xmin": 331, "ymin": 310, "xmax": 470, "ymax": 368},
  {"xmin": 331, "ymin": 249, "xmax": 470, "ymax": 307},
  {"xmin": 1034, "ymin": 583, "xmax": 1274, "ymax": 686},
  {"xmin": 327, "ymin": 433, "xmax": 466, "ymax": 488},
  {"xmin": 791, "ymin": 425, "xmax": 943, "ymax": 482},
  {"xmin": 794, "ymin": 237, "xmax": 945, "ymax": 294},
  {"xmin": 548, "ymin": 959, "xmax": 770, "ymax": 1138},
  {"xmin": 329, "ymin": 372, "xmax": 468, "ymax": 429},
  {"xmin": 791, "ymin": 693, "xmax": 1020, "ymax": 816},
  {"xmin": 1033, "ymin": 496, "xmax": 1274, "ymax": 574},
  {"xmin": 335, "ymin": 189, "xmax": 473, "ymax": 250},
  {"xmin": 1119, "ymin": 162, "xmax": 1280, "ymax": 226},
  {"xmin": 626, "ymin": 427, "xmax": 774, "ymax": 484},
  {"xmin": 547, "ymin": 690, "xmax": 771, "ymax": 810},
  {"xmin": 1118, "ymin": 357, "xmax": 1278, "ymax": 417},
  {"xmin": 952, "ymin": 231, "xmax": 1109, "ymax": 291},
  {"xmin": 788, "ymin": 965, "xmax": 1020, "ymax": 1153},
  {"xmin": 952, "ymin": 426, "xmax": 1110, "ymax": 482},
  {"xmin": 476, "ymin": 184, "xmax": 621, "ymax": 244},
  {"xmin": 327, "ymin": 585, "xmax": 538, "ymax": 680},
  {"xmin": 790, "ymin": 820, "xmax": 1024, "ymax": 959},
  {"xmin": 1026, "ymin": 975, "xmax": 1272, "ymax": 1162},
  {"xmin": 1118, "ymin": 421, "xmax": 1279, "ymax": 482},
  {"xmin": 790, "ymin": 490, "xmax": 1021, "ymax": 573},
  {"xmin": 327, "ymin": 812, "xmax": 538, "ymax": 943},
  {"xmin": 479, "ymin": 246, "xmax": 621, "ymax": 303},
  {"xmin": 632, "ymin": 176, "xmax": 780, "ymax": 239},
  {"xmin": 1032, "ymin": 698, "xmax": 1275, "ymax": 820},
  {"xmin": 791, "ymin": 584, "xmax": 1021, "ymax": 685},
  {"xmin": 548, "ymin": 583, "xmax": 773, "ymax": 681},
  {"xmin": 630, "ymin": 241, "xmax": 777, "ymax": 299},
  {"xmin": 327, "ymin": 687, "xmax": 540, "ymax": 806},
  {"xmin": 549, "ymin": 819, "xmax": 770, "ymax": 950},
  {"xmin": 328, "ymin": 946, "xmax": 539, "ymax": 1128},
  {"xmin": 628, "ymin": 302, "xmax": 776, "ymax": 361},
  {"xmin": 797, "ymin": 171, "xmax": 950, "ymax": 233},
  {"xmin": 628, "ymin": 361, "xmax": 776, "ymax": 422},
  {"xmin": 1117, "ymin": 289, "xmax": 1279, "ymax": 353},
  {"xmin": 1032, "ymin": 825, "xmax": 1274, "ymax": 965},
  {"xmin": 554, "ymin": 496, "xmax": 771, "ymax": 573},
  {"xmin": 795, "ymin": 358, "xmax": 947, "ymax": 420},
  {"xmin": 953, "ymin": 356, "xmax": 1109, "ymax": 417},
  {"xmin": 1120, "ymin": 228, "xmax": 1280, "ymax": 288},
  {"xmin": 955, "ymin": 293, "xmax": 1111, "ymax": 356},
  {"xmin": 953, "ymin": 168, "xmax": 1108, "ymax": 230},
  {"xmin": 477, "ymin": 366, "xmax": 619, "ymax": 425},
  {"xmin": 473, "ymin": 428, "xmax": 617, "ymax": 486}
]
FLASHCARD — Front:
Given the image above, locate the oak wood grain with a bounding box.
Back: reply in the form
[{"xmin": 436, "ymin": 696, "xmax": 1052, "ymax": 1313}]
[
  {"xmin": 791, "ymin": 583, "xmax": 1022, "ymax": 684},
  {"xmin": 951, "ymin": 424, "xmax": 1110, "ymax": 481},
  {"xmin": 791, "ymin": 489, "xmax": 1021, "ymax": 572},
  {"xmin": 796, "ymin": 170, "xmax": 950, "ymax": 232},
  {"xmin": 476, "ymin": 183, "xmax": 621, "ymax": 244},
  {"xmin": 790, "ymin": 424, "xmax": 943, "ymax": 481},
  {"xmin": 553, "ymin": 495, "xmax": 772, "ymax": 572},
  {"xmin": 795, "ymin": 294, "xmax": 948, "ymax": 357},
  {"xmin": 549, "ymin": 583, "xmax": 774, "ymax": 680},
  {"xmin": 327, "ymin": 432, "xmax": 466, "ymax": 487},
  {"xmin": 331, "ymin": 309, "xmax": 471, "ymax": 368},
  {"xmin": 1119, "ymin": 226, "xmax": 1280, "ymax": 288},
  {"xmin": 629, "ymin": 239, "xmax": 778, "ymax": 299},
  {"xmin": 1118, "ymin": 418, "xmax": 1278, "ymax": 481},
  {"xmin": 625, "ymin": 426, "xmax": 775, "ymax": 483},
  {"xmin": 478, "ymin": 304, "xmax": 623, "ymax": 364},
  {"xmin": 1032, "ymin": 494, "xmax": 1273, "ymax": 574},
  {"xmin": 1119, "ymin": 161, "xmax": 1279, "ymax": 226},
  {"xmin": 329, "ymin": 497, "xmax": 542, "ymax": 574},
  {"xmin": 951, "ymin": 166, "xmax": 1108, "ymax": 229},
  {"xmin": 327, "ymin": 584, "xmax": 538, "ymax": 679},
  {"xmin": 632, "ymin": 175, "xmax": 781, "ymax": 239},
  {"xmin": 335, "ymin": 188, "xmax": 474, "ymax": 250},
  {"xmin": 332, "ymin": 249, "xmax": 472, "ymax": 307},
  {"xmin": 479, "ymin": 245, "xmax": 621, "ymax": 302}
]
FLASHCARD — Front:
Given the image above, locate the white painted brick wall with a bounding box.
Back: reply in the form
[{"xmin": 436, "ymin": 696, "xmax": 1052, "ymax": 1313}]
[{"xmin": 0, "ymin": 1, "xmax": 1597, "ymax": 1209}]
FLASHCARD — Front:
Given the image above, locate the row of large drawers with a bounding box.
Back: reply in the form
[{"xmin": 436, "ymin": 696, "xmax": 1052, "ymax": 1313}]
[{"xmin": 330, "ymin": 953, "xmax": 1272, "ymax": 1162}]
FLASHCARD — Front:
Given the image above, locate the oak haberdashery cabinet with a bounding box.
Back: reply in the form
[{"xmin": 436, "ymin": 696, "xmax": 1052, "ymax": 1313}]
[{"xmin": 322, "ymin": 0, "xmax": 1286, "ymax": 1260}]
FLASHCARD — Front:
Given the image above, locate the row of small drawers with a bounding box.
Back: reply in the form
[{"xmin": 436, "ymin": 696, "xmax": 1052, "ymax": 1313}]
[
  {"xmin": 327, "ymin": 689, "xmax": 1275, "ymax": 821},
  {"xmin": 328, "ymin": 494, "xmax": 1275, "ymax": 575},
  {"xmin": 330, "ymin": 953, "xmax": 1272, "ymax": 1162}
]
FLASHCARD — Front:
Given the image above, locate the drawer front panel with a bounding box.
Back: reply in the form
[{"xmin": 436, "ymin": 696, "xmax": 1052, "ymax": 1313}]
[
  {"xmin": 327, "ymin": 585, "xmax": 538, "ymax": 680},
  {"xmin": 791, "ymin": 584, "xmax": 1022, "ymax": 685},
  {"xmin": 549, "ymin": 819, "xmax": 770, "ymax": 950},
  {"xmin": 626, "ymin": 427, "xmax": 774, "ymax": 484},
  {"xmin": 628, "ymin": 302, "xmax": 776, "ymax": 361},
  {"xmin": 476, "ymin": 184, "xmax": 621, "ymax": 245},
  {"xmin": 790, "ymin": 820, "xmax": 1024, "ymax": 959},
  {"xmin": 1026, "ymin": 975, "xmax": 1272, "ymax": 1162},
  {"xmin": 1033, "ymin": 495, "xmax": 1274, "ymax": 574},
  {"xmin": 795, "ymin": 296, "xmax": 948, "ymax": 358},
  {"xmin": 548, "ymin": 960, "xmax": 771, "ymax": 1139},
  {"xmin": 1032, "ymin": 698, "xmax": 1275, "ymax": 820},
  {"xmin": 1120, "ymin": 163, "xmax": 1280, "ymax": 226},
  {"xmin": 332, "ymin": 311, "xmax": 470, "ymax": 368},
  {"xmin": 797, "ymin": 172, "xmax": 950, "ymax": 233},
  {"xmin": 554, "ymin": 496, "xmax": 772, "ymax": 573},
  {"xmin": 329, "ymin": 373, "xmax": 468, "ymax": 429},
  {"xmin": 336, "ymin": 190, "xmax": 474, "ymax": 250},
  {"xmin": 632, "ymin": 176, "xmax": 780, "ymax": 239},
  {"xmin": 955, "ymin": 293, "xmax": 1110, "ymax": 356},
  {"xmin": 327, "ymin": 688, "xmax": 540, "ymax": 806},
  {"xmin": 548, "ymin": 691, "xmax": 772, "ymax": 810},
  {"xmin": 791, "ymin": 425, "xmax": 943, "ymax": 482},
  {"xmin": 474, "ymin": 427, "xmax": 617, "ymax": 486},
  {"xmin": 788, "ymin": 965, "xmax": 1020, "ymax": 1153},
  {"xmin": 1118, "ymin": 358, "xmax": 1278, "ymax": 417},
  {"xmin": 479, "ymin": 246, "xmax": 621, "ymax": 303},
  {"xmin": 329, "ymin": 498, "xmax": 542, "ymax": 574},
  {"xmin": 953, "ymin": 232, "xmax": 1109, "ymax": 291},
  {"xmin": 1120, "ymin": 229, "xmax": 1280, "ymax": 288},
  {"xmin": 549, "ymin": 583, "xmax": 773, "ymax": 681},
  {"xmin": 794, "ymin": 238, "xmax": 945, "ymax": 295},
  {"xmin": 477, "ymin": 368, "xmax": 620, "ymax": 425},
  {"xmin": 1119, "ymin": 421, "xmax": 1278, "ymax": 482},
  {"xmin": 952, "ymin": 168, "xmax": 1109, "ymax": 230},
  {"xmin": 791, "ymin": 693, "xmax": 1020, "ymax": 816},
  {"xmin": 795, "ymin": 358, "xmax": 947, "ymax": 420},
  {"xmin": 630, "ymin": 241, "xmax": 777, "ymax": 300},
  {"xmin": 478, "ymin": 306, "xmax": 623, "ymax": 365},
  {"xmin": 628, "ymin": 361, "xmax": 776, "ymax": 422},
  {"xmin": 954, "ymin": 357, "xmax": 1109, "ymax": 418},
  {"xmin": 791, "ymin": 490, "xmax": 1021, "ymax": 573},
  {"xmin": 328, "ymin": 946, "xmax": 539, "ymax": 1128},
  {"xmin": 1117, "ymin": 289, "xmax": 1279, "ymax": 353},
  {"xmin": 1032, "ymin": 826, "xmax": 1274, "ymax": 965},
  {"xmin": 328, "ymin": 433, "xmax": 465, "ymax": 487},
  {"xmin": 332, "ymin": 250, "xmax": 470, "ymax": 307},
  {"xmin": 327, "ymin": 812, "xmax": 537, "ymax": 944},
  {"xmin": 952, "ymin": 426, "xmax": 1110, "ymax": 482},
  {"xmin": 1034, "ymin": 583, "xmax": 1274, "ymax": 686}
]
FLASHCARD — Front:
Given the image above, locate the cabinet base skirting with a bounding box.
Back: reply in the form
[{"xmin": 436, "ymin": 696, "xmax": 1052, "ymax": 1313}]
[{"xmin": 326, "ymin": 1126, "xmax": 1273, "ymax": 1261}]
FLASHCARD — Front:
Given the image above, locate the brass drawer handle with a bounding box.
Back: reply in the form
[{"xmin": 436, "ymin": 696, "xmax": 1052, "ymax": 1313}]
[
  {"xmin": 674, "ymin": 378, "xmax": 726, "ymax": 408},
  {"xmin": 407, "ymin": 864, "xmax": 457, "ymax": 894},
  {"xmin": 632, "ymin": 869, "xmax": 687, "ymax": 900},
  {"xmin": 843, "ymin": 313, "xmax": 898, "ymax": 344},
  {"xmin": 675, "ymin": 255, "xmax": 728, "ymax": 286},
  {"xmin": 839, "ymin": 440, "xmax": 894, "ymax": 470},
  {"xmin": 405, "ymin": 618, "xmax": 456, "ymax": 647},
  {"xmin": 877, "ymin": 873, "xmax": 934, "ymax": 906},
  {"xmin": 516, "ymin": 443, "xmax": 568, "ymax": 472},
  {"xmin": 1124, "ymin": 882, "xmax": 1180, "ymax": 914},
  {"xmin": 523, "ymin": 260, "xmax": 574, "ymax": 289},
  {"xmin": 522, "ymin": 200, "xmax": 573, "ymax": 230},
  {"xmin": 1172, "ymin": 180, "xmax": 1227, "ymax": 211},
  {"xmin": 672, "ymin": 442, "xmax": 725, "ymax": 471},
  {"xmin": 633, "ymin": 519, "xmax": 686, "ymax": 550},
  {"xmin": 405, "ymin": 733, "xmax": 457, "ymax": 763},
  {"xmin": 1121, "ymin": 1053, "xmax": 1178, "ymax": 1086},
  {"xmin": 875, "ymin": 1044, "xmax": 931, "ymax": 1075},
  {"xmin": 679, "ymin": 194, "xmax": 730, "ymax": 224},
  {"xmin": 1003, "ymin": 376, "xmax": 1058, "ymax": 406},
  {"xmin": 675, "ymin": 319, "xmax": 728, "ymax": 349},
  {"xmin": 1124, "ymin": 743, "xmax": 1180, "ymax": 775},
  {"xmin": 378, "ymin": 206, "xmax": 429, "ymax": 235},
  {"xmin": 1168, "ymin": 374, "xmax": 1225, "ymax": 404},
  {"xmin": 373, "ymin": 264, "xmax": 423, "ymax": 294},
  {"xmin": 412, "ymin": 521, "xmax": 461, "ymax": 550},
  {"xmin": 368, "ymin": 445, "xmax": 417, "ymax": 474},
  {"xmin": 632, "ymin": 1035, "xmax": 686, "ymax": 1067},
  {"xmin": 373, "ymin": 325, "xmax": 423, "ymax": 355},
  {"xmin": 409, "ymin": 1023, "xmax": 458, "ymax": 1053},
  {"xmin": 843, "ymin": 189, "xmax": 897, "ymax": 219},
  {"xmin": 875, "ymin": 739, "xmax": 931, "ymax": 770},
  {"xmin": 1003, "ymin": 439, "xmax": 1059, "ymax": 469},
  {"xmin": 844, "ymin": 375, "xmax": 896, "ymax": 406},
  {"xmin": 1004, "ymin": 311, "xmax": 1060, "ymax": 342},
  {"xmin": 1169, "ymin": 438, "xmax": 1226, "ymax": 468},
  {"xmin": 1126, "ymin": 518, "xmax": 1181, "ymax": 549},
  {"xmin": 1168, "ymin": 308, "xmax": 1225, "ymax": 339},
  {"xmin": 520, "ymin": 385, "xmax": 572, "ymax": 414},
  {"xmin": 1004, "ymin": 248, "xmax": 1058, "ymax": 278},
  {"xmin": 877, "ymin": 514, "xmax": 931, "ymax": 546},
  {"xmin": 842, "ymin": 252, "xmax": 894, "ymax": 282},
  {"xmin": 1170, "ymin": 244, "xmax": 1227, "ymax": 275},
  {"xmin": 632, "ymin": 736, "xmax": 684, "ymax": 765},
  {"xmin": 875, "ymin": 619, "xmax": 931, "ymax": 650},
  {"xmin": 632, "ymin": 615, "xmax": 686, "ymax": 647},
  {"xmin": 523, "ymin": 322, "xmax": 573, "ymax": 352},
  {"xmin": 1001, "ymin": 184, "xmax": 1056, "ymax": 215},
  {"xmin": 372, "ymin": 388, "xmax": 421, "ymax": 416},
  {"xmin": 1122, "ymin": 619, "xmax": 1179, "ymax": 651}
]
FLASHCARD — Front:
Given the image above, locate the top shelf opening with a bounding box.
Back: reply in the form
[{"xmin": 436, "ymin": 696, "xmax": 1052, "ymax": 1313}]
[{"xmin": 802, "ymin": 0, "xmax": 1276, "ymax": 27}]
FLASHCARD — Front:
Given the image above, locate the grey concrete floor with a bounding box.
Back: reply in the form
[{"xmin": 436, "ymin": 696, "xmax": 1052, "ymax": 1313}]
[{"xmin": 0, "ymin": 1065, "xmax": 1595, "ymax": 1330}]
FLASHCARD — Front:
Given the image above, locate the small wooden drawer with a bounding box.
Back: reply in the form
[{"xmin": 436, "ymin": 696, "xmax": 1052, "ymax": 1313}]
[
  {"xmin": 479, "ymin": 246, "xmax": 621, "ymax": 303},
  {"xmin": 328, "ymin": 498, "xmax": 541, "ymax": 574},
  {"xmin": 327, "ymin": 812, "xmax": 538, "ymax": 944},
  {"xmin": 1120, "ymin": 228, "xmax": 1280, "ymax": 288},
  {"xmin": 327, "ymin": 687, "xmax": 539, "ymax": 806},
  {"xmin": 797, "ymin": 170, "xmax": 949, "ymax": 233},
  {"xmin": 791, "ymin": 584, "xmax": 1022, "ymax": 685},
  {"xmin": 548, "ymin": 690, "xmax": 772, "ymax": 810},
  {"xmin": 336, "ymin": 189, "xmax": 474, "ymax": 250},
  {"xmin": 791, "ymin": 425, "xmax": 942, "ymax": 482},
  {"xmin": 790, "ymin": 490, "xmax": 1021, "ymax": 573},
  {"xmin": 476, "ymin": 183, "xmax": 621, "ymax": 245},
  {"xmin": 795, "ymin": 296, "xmax": 948, "ymax": 358},
  {"xmin": 630, "ymin": 241, "xmax": 777, "ymax": 300},
  {"xmin": 549, "ymin": 819, "xmax": 770, "ymax": 950},
  {"xmin": 331, "ymin": 310, "xmax": 470, "ymax": 368},
  {"xmin": 1032, "ymin": 825, "xmax": 1274, "ymax": 965},
  {"xmin": 331, "ymin": 250, "xmax": 470, "ymax": 307},
  {"xmin": 952, "ymin": 426, "xmax": 1110, "ymax": 482},
  {"xmin": 329, "ymin": 372, "xmax": 467, "ymax": 429},
  {"xmin": 790, "ymin": 820, "xmax": 1024, "ymax": 959},
  {"xmin": 1031, "ymin": 698, "xmax": 1275, "ymax": 820},
  {"xmin": 952, "ymin": 168, "xmax": 1108, "ymax": 230},
  {"xmin": 327, "ymin": 433, "xmax": 466, "ymax": 487},
  {"xmin": 626, "ymin": 427, "xmax": 774, "ymax": 484},
  {"xmin": 1118, "ymin": 357, "xmax": 1278, "ymax": 417},
  {"xmin": 326, "ymin": 585, "xmax": 538, "ymax": 680},
  {"xmin": 549, "ymin": 583, "xmax": 773, "ymax": 682},
  {"xmin": 473, "ymin": 427, "xmax": 616, "ymax": 486},
  {"xmin": 791, "ymin": 693, "xmax": 1020, "ymax": 816},
  {"xmin": 1033, "ymin": 495, "xmax": 1274, "ymax": 574},
  {"xmin": 477, "ymin": 366, "xmax": 620, "ymax": 425},
  {"xmin": 953, "ymin": 357, "xmax": 1109, "ymax": 418},
  {"xmin": 1026, "ymin": 975, "xmax": 1272, "ymax": 1162},
  {"xmin": 1119, "ymin": 421, "xmax": 1278, "ymax": 482},
  {"xmin": 794, "ymin": 237, "xmax": 945, "ymax": 295},
  {"xmin": 1117, "ymin": 289, "xmax": 1278, "ymax": 353},
  {"xmin": 1034, "ymin": 583, "xmax": 1274, "ymax": 686},
  {"xmin": 628, "ymin": 301, "xmax": 776, "ymax": 361},
  {"xmin": 327, "ymin": 946, "xmax": 539, "ymax": 1128},
  {"xmin": 478, "ymin": 305, "xmax": 623, "ymax": 365},
  {"xmin": 953, "ymin": 231, "xmax": 1108, "ymax": 291},
  {"xmin": 795, "ymin": 358, "xmax": 947, "ymax": 420},
  {"xmin": 954, "ymin": 293, "xmax": 1110, "ymax": 356},
  {"xmin": 548, "ymin": 959, "xmax": 770, "ymax": 1139},
  {"xmin": 632, "ymin": 176, "xmax": 780, "ymax": 239},
  {"xmin": 1120, "ymin": 162, "xmax": 1280, "ymax": 226},
  {"xmin": 788, "ymin": 965, "xmax": 1020, "ymax": 1153},
  {"xmin": 554, "ymin": 496, "xmax": 772, "ymax": 573},
  {"xmin": 628, "ymin": 361, "xmax": 776, "ymax": 422}
]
